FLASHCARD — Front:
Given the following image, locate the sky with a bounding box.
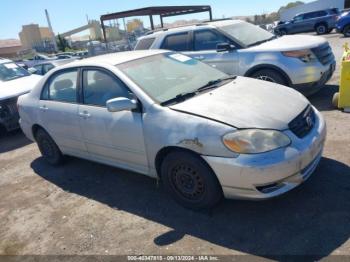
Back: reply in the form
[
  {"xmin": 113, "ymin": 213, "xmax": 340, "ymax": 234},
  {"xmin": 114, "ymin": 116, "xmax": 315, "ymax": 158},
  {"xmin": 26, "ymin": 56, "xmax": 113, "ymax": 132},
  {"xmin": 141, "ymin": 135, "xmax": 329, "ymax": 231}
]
[{"xmin": 0, "ymin": 0, "xmax": 313, "ymax": 39}]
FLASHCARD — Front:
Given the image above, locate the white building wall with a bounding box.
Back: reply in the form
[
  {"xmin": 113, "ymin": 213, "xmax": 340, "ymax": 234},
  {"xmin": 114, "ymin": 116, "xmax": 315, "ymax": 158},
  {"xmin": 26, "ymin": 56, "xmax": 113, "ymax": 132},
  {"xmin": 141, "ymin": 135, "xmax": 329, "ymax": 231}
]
[{"xmin": 280, "ymin": 0, "xmax": 345, "ymax": 21}]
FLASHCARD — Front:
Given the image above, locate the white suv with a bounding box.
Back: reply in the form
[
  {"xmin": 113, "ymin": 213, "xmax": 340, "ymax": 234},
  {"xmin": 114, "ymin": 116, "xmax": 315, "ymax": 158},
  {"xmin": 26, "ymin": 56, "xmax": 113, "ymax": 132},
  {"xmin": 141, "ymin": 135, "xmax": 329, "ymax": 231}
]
[{"xmin": 135, "ymin": 19, "xmax": 336, "ymax": 96}]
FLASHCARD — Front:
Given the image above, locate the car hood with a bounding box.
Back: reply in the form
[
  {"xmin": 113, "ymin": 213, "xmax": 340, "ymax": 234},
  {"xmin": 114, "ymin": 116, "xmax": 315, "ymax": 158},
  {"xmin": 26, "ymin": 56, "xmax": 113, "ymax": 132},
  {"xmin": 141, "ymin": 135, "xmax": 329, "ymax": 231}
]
[
  {"xmin": 0, "ymin": 74, "xmax": 42, "ymax": 100},
  {"xmin": 246, "ymin": 35, "xmax": 327, "ymax": 52},
  {"xmin": 169, "ymin": 77, "xmax": 309, "ymax": 130}
]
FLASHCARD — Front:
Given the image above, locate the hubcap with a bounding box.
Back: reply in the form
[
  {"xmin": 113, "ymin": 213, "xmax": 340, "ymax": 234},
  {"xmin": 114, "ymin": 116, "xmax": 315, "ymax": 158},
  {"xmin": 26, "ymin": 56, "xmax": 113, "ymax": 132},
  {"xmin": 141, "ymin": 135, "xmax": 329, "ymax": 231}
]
[
  {"xmin": 256, "ymin": 75, "xmax": 276, "ymax": 83},
  {"xmin": 170, "ymin": 164, "xmax": 205, "ymax": 201},
  {"xmin": 318, "ymin": 26, "xmax": 326, "ymax": 34}
]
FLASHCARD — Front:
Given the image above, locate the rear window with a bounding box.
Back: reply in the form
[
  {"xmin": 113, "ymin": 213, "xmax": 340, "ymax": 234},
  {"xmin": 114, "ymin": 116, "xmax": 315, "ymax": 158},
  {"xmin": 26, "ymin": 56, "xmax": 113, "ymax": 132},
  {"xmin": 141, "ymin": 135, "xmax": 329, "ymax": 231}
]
[
  {"xmin": 161, "ymin": 32, "xmax": 189, "ymax": 51},
  {"xmin": 135, "ymin": 38, "xmax": 155, "ymax": 50}
]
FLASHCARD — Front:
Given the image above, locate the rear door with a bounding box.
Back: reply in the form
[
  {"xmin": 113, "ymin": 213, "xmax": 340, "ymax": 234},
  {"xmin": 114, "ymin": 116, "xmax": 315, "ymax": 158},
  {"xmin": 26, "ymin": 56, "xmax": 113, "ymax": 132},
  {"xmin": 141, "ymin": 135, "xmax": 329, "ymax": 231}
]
[
  {"xmin": 77, "ymin": 68, "xmax": 148, "ymax": 174},
  {"xmin": 184, "ymin": 29, "xmax": 239, "ymax": 75},
  {"xmin": 38, "ymin": 68, "xmax": 87, "ymax": 156}
]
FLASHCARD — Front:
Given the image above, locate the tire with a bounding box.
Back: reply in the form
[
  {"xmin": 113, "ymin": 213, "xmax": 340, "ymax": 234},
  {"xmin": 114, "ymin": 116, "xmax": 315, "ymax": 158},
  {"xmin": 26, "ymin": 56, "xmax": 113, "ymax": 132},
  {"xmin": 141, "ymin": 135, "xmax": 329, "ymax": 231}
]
[
  {"xmin": 35, "ymin": 128, "xmax": 64, "ymax": 165},
  {"xmin": 315, "ymin": 24, "xmax": 328, "ymax": 35},
  {"xmin": 251, "ymin": 69, "xmax": 287, "ymax": 86},
  {"xmin": 160, "ymin": 151, "xmax": 222, "ymax": 210},
  {"xmin": 343, "ymin": 25, "xmax": 350, "ymax": 37},
  {"xmin": 332, "ymin": 92, "xmax": 339, "ymax": 108}
]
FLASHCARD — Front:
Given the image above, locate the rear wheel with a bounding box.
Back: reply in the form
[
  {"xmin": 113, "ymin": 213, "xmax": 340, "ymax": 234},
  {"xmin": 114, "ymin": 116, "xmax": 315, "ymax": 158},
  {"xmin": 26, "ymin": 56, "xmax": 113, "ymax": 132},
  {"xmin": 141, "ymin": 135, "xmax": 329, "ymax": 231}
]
[
  {"xmin": 315, "ymin": 24, "xmax": 328, "ymax": 35},
  {"xmin": 160, "ymin": 151, "xmax": 222, "ymax": 210},
  {"xmin": 35, "ymin": 128, "xmax": 64, "ymax": 165},
  {"xmin": 343, "ymin": 25, "xmax": 350, "ymax": 37},
  {"xmin": 251, "ymin": 69, "xmax": 287, "ymax": 86}
]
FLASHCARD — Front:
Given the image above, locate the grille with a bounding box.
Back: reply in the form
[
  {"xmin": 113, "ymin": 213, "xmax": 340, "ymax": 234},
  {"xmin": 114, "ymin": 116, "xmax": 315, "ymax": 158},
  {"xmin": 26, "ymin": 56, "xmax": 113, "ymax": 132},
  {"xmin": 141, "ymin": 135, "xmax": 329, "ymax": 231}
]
[
  {"xmin": 289, "ymin": 105, "xmax": 316, "ymax": 138},
  {"xmin": 311, "ymin": 43, "xmax": 334, "ymax": 65},
  {"xmin": 0, "ymin": 97, "xmax": 18, "ymax": 117}
]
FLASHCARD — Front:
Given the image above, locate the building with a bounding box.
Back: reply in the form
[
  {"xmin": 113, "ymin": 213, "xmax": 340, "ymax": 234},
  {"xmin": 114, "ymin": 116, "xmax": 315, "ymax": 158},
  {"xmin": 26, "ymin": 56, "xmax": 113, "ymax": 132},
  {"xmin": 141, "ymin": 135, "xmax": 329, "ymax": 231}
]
[
  {"xmin": 280, "ymin": 0, "xmax": 350, "ymax": 21},
  {"xmin": 0, "ymin": 39, "xmax": 22, "ymax": 58},
  {"xmin": 19, "ymin": 24, "xmax": 55, "ymax": 52}
]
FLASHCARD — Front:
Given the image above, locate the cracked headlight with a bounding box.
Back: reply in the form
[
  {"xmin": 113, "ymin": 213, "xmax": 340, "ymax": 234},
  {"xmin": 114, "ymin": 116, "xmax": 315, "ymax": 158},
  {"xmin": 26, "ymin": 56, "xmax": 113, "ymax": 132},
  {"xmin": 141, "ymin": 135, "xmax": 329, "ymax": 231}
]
[{"xmin": 223, "ymin": 129, "xmax": 291, "ymax": 154}]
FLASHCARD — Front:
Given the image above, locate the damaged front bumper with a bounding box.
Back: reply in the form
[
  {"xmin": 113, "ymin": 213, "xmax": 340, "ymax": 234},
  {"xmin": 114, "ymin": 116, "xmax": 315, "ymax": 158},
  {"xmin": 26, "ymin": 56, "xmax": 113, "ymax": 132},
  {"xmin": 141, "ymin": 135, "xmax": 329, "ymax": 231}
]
[{"xmin": 202, "ymin": 109, "xmax": 326, "ymax": 200}]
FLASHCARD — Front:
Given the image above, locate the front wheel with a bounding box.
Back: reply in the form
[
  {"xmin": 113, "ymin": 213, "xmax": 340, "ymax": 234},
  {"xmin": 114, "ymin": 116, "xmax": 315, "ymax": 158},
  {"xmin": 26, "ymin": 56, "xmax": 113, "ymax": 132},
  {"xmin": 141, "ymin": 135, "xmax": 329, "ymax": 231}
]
[
  {"xmin": 251, "ymin": 69, "xmax": 287, "ymax": 86},
  {"xmin": 316, "ymin": 24, "xmax": 328, "ymax": 35},
  {"xmin": 35, "ymin": 128, "xmax": 64, "ymax": 165},
  {"xmin": 161, "ymin": 151, "xmax": 222, "ymax": 210}
]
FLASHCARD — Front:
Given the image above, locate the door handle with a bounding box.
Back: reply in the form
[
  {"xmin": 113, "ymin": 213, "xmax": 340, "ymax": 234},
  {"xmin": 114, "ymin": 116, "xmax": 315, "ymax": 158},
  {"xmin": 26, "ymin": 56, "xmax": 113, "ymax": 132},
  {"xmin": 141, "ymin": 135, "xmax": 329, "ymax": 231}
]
[
  {"xmin": 79, "ymin": 111, "xmax": 91, "ymax": 118},
  {"xmin": 194, "ymin": 56, "xmax": 205, "ymax": 61},
  {"xmin": 39, "ymin": 105, "xmax": 48, "ymax": 111}
]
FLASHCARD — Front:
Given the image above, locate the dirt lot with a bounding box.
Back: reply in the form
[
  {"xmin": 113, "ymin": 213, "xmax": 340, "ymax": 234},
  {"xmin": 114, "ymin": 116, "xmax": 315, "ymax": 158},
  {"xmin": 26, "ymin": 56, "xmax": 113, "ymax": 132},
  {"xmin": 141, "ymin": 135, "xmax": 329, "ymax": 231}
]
[{"xmin": 1, "ymin": 32, "xmax": 350, "ymax": 260}]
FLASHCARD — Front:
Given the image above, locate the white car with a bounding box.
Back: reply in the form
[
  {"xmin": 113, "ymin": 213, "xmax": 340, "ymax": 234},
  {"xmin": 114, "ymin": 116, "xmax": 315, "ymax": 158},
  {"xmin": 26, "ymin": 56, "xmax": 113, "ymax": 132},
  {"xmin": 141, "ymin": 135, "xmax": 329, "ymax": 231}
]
[
  {"xmin": 18, "ymin": 50, "xmax": 326, "ymax": 209},
  {"xmin": 0, "ymin": 58, "xmax": 41, "ymax": 133}
]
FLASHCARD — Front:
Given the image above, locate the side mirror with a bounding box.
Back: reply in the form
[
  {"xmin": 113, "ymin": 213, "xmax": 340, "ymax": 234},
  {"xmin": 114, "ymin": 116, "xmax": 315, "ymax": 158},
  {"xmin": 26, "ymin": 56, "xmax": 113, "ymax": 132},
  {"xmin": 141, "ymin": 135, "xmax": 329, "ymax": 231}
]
[
  {"xmin": 106, "ymin": 97, "xmax": 138, "ymax": 112},
  {"xmin": 216, "ymin": 43, "xmax": 234, "ymax": 52},
  {"xmin": 28, "ymin": 67, "xmax": 38, "ymax": 74}
]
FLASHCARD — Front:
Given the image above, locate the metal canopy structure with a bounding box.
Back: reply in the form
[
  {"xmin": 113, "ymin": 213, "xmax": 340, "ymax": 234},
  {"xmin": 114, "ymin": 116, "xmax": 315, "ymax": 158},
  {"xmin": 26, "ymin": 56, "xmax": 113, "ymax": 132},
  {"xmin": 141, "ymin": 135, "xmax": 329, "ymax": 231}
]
[{"xmin": 100, "ymin": 5, "xmax": 212, "ymax": 43}]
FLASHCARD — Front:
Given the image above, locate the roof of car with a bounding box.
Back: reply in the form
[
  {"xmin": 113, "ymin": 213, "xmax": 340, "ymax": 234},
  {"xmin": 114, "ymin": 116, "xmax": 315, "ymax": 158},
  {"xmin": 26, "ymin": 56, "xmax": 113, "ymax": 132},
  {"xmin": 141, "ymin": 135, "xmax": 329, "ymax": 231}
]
[
  {"xmin": 65, "ymin": 50, "xmax": 168, "ymax": 67},
  {"xmin": 140, "ymin": 19, "xmax": 243, "ymax": 39}
]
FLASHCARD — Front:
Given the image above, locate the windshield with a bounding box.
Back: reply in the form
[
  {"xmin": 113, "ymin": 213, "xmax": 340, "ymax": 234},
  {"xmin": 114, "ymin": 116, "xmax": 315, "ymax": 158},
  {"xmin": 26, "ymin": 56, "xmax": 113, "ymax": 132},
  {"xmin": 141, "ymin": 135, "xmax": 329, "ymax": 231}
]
[
  {"xmin": 0, "ymin": 63, "xmax": 30, "ymax": 82},
  {"xmin": 220, "ymin": 21, "xmax": 275, "ymax": 47},
  {"xmin": 117, "ymin": 53, "xmax": 227, "ymax": 104}
]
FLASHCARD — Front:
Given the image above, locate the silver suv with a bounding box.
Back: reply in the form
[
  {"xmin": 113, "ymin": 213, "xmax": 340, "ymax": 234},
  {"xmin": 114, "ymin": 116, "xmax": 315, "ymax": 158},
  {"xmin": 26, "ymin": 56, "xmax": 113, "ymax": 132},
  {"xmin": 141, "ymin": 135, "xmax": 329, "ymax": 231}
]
[{"xmin": 135, "ymin": 20, "xmax": 336, "ymax": 96}]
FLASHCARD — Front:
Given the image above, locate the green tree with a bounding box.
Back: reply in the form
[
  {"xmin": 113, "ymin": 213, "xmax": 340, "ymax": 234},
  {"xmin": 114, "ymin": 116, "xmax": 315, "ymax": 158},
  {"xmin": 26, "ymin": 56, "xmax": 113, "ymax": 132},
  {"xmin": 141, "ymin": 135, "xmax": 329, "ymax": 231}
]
[
  {"xmin": 56, "ymin": 34, "xmax": 69, "ymax": 52},
  {"xmin": 278, "ymin": 1, "xmax": 304, "ymax": 14}
]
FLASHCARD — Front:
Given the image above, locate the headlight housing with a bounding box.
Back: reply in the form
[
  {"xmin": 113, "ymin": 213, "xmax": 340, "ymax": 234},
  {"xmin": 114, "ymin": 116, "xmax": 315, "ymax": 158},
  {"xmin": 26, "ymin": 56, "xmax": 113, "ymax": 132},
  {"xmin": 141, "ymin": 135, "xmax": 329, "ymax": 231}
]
[
  {"xmin": 223, "ymin": 129, "xmax": 291, "ymax": 154},
  {"xmin": 282, "ymin": 49, "xmax": 316, "ymax": 63}
]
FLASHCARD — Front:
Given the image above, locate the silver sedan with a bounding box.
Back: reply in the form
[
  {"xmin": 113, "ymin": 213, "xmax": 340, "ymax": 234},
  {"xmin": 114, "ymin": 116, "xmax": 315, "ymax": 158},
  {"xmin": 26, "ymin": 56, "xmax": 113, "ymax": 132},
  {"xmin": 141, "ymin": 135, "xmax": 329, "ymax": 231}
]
[{"xmin": 18, "ymin": 50, "xmax": 326, "ymax": 209}]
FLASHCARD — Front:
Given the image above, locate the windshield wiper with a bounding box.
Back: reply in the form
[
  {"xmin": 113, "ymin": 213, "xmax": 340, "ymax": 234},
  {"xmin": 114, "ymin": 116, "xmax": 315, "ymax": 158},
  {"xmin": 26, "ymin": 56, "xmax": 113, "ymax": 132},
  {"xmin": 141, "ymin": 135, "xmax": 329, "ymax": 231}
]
[
  {"xmin": 196, "ymin": 76, "xmax": 237, "ymax": 92},
  {"xmin": 161, "ymin": 76, "xmax": 237, "ymax": 106},
  {"xmin": 161, "ymin": 92, "xmax": 197, "ymax": 106},
  {"xmin": 247, "ymin": 36, "xmax": 277, "ymax": 47}
]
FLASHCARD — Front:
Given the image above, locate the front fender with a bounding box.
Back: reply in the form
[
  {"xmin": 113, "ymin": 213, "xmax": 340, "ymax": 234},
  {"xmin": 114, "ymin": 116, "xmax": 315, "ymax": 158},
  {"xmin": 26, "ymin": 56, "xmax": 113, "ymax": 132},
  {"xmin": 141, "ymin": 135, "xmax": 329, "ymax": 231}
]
[{"xmin": 143, "ymin": 105, "xmax": 237, "ymax": 173}]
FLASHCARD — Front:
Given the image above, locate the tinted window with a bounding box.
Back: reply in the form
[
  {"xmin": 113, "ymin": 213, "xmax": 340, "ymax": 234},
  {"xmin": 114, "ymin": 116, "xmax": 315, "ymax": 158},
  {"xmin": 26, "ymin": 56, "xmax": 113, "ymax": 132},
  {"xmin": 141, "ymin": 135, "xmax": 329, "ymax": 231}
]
[
  {"xmin": 303, "ymin": 12, "xmax": 317, "ymax": 19},
  {"xmin": 194, "ymin": 30, "xmax": 230, "ymax": 51},
  {"xmin": 33, "ymin": 65, "xmax": 43, "ymax": 75},
  {"xmin": 161, "ymin": 32, "xmax": 189, "ymax": 51},
  {"xmin": 83, "ymin": 70, "xmax": 130, "ymax": 107},
  {"xmin": 43, "ymin": 64, "xmax": 54, "ymax": 74},
  {"xmin": 294, "ymin": 15, "xmax": 304, "ymax": 21},
  {"xmin": 44, "ymin": 70, "xmax": 78, "ymax": 103},
  {"xmin": 135, "ymin": 38, "xmax": 155, "ymax": 50}
]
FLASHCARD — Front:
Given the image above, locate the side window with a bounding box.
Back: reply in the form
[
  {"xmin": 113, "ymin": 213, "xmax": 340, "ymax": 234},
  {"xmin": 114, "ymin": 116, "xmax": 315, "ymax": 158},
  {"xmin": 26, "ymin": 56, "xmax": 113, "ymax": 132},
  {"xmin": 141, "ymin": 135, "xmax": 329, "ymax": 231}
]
[
  {"xmin": 135, "ymin": 38, "xmax": 155, "ymax": 50},
  {"xmin": 43, "ymin": 70, "xmax": 78, "ymax": 103},
  {"xmin": 33, "ymin": 65, "xmax": 43, "ymax": 75},
  {"xmin": 294, "ymin": 15, "xmax": 303, "ymax": 21},
  {"xmin": 161, "ymin": 32, "xmax": 189, "ymax": 51},
  {"xmin": 82, "ymin": 69, "xmax": 130, "ymax": 107},
  {"xmin": 194, "ymin": 30, "xmax": 230, "ymax": 51},
  {"xmin": 43, "ymin": 64, "xmax": 54, "ymax": 74}
]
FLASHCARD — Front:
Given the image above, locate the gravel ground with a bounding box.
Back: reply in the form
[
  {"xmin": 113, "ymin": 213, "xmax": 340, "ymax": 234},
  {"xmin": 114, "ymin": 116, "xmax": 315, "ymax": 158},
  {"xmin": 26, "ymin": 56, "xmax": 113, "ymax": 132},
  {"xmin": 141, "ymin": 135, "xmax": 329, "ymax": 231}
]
[{"xmin": 0, "ymin": 32, "xmax": 349, "ymax": 260}]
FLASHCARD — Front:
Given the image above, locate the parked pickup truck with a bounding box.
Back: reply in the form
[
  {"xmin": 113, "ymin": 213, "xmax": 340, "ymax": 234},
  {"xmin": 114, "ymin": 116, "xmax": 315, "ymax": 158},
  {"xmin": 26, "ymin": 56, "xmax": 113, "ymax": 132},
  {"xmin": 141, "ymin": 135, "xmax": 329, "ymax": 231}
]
[
  {"xmin": 0, "ymin": 58, "xmax": 41, "ymax": 133},
  {"xmin": 275, "ymin": 8, "xmax": 340, "ymax": 35},
  {"xmin": 136, "ymin": 19, "xmax": 336, "ymax": 96}
]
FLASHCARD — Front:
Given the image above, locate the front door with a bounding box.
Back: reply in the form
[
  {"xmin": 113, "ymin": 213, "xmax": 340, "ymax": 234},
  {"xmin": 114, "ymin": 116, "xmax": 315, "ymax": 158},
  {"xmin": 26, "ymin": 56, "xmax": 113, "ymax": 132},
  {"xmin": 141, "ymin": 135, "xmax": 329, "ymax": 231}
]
[
  {"xmin": 38, "ymin": 69, "xmax": 87, "ymax": 156},
  {"xmin": 78, "ymin": 68, "xmax": 148, "ymax": 174},
  {"xmin": 184, "ymin": 29, "xmax": 239, "ymax": 75}
]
